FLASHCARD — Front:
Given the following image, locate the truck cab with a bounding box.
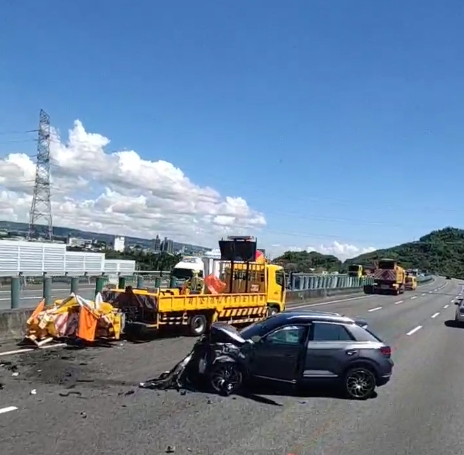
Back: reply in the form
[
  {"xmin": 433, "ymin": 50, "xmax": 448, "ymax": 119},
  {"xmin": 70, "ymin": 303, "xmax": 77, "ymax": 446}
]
[
  {"xmin": 405, "ymin": 275, "xmax": 417, "ymax": 291},
  {"xmin": 171, "ymin": 257, "xmax": 205, "ymax": 282},
  {"xmin": 348, "ymin": 264, "xmax": 363, "ymax": 278},
  {"xmin": 222, "ymin": 262, "xmax": 286, "ymax": 314}
]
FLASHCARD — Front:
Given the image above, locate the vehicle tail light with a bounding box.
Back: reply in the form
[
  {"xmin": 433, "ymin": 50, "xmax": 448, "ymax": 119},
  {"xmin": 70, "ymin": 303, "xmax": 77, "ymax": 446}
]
[{"xmin": 380, "ymin": 346, "xmax": 391, "ymax": 358}]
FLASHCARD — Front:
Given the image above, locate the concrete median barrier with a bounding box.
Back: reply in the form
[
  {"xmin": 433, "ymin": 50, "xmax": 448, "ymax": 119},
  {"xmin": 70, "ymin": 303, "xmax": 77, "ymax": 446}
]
[
  {"xmin": 286, "ymin": 275, "xmax": 434, "ymax": 305},
  {"xmin": 286, "ymin": 287, "xmax": 364, "ymax": 304},
  {"xmin": 0, "ymin": 308, "xmax": 33, "ymax": 341}
]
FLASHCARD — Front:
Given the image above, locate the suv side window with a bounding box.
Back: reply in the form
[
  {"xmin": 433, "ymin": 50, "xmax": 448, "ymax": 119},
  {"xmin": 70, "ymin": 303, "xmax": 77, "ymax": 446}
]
[
  {"xmin": 312, "ymin": 322, "xmax": 354, "ymax": 341},
  {"xmin": 264, "ymin": 325, "xmax": 307, "ymax": 346}
]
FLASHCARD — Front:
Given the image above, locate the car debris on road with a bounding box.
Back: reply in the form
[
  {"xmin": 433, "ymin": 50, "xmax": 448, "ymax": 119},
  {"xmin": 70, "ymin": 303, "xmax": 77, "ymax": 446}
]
[{"xmin": 25, "ymin": 293, "xmax": 124, "ymax": 346}]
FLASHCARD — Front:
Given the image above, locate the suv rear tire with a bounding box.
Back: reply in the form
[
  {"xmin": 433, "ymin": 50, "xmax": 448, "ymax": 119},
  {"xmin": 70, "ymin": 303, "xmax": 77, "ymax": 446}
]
[{"xmin": 343, "ymin": 366, "xmax": 377, "ymax": 400}]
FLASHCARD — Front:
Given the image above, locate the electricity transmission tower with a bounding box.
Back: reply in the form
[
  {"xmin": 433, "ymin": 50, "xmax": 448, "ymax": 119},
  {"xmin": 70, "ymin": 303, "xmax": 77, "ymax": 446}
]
[{"xmin": 28, "ymin": 109, "xmax": 53, "ymax": 241}]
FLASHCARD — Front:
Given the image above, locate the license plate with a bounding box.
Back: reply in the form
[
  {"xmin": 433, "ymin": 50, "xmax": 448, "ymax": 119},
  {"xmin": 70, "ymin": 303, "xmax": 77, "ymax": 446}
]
[{"xmin": 381, "ymin": 285, "xmax": 389, "ymax": 289}]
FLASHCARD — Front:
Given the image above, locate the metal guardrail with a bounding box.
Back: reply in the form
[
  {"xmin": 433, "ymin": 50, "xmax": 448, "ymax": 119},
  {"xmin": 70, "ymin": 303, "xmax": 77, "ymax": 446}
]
[
  {"xmin": 290, "ymin": 274, "xmax": 374, "ymax": 291},
  {"xmin": 289, "ymin": 273, "xmax": 433, "ymax": 291},
  {"xmin": 0, "ymin": 272, "xmax": 434, "ymax": 311}
]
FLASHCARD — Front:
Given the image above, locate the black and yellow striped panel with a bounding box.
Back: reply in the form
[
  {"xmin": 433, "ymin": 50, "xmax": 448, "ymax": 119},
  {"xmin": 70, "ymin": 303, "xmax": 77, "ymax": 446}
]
[{"xmin": 218, "ymin": 306, "xmax": 267, "ymax": 319}]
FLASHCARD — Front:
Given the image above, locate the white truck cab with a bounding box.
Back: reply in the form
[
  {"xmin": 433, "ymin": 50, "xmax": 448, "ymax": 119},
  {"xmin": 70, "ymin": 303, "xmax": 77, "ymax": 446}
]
[{"xmin": 171, "ymin": 257, "xmax": 205, "ymax": 281}]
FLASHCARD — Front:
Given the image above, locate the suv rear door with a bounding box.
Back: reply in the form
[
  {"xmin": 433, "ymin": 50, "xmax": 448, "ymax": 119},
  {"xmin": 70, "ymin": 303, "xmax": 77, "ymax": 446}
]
[{"xmin": 302, "ymin": 321, "xmax": 358, "ymax": 380}]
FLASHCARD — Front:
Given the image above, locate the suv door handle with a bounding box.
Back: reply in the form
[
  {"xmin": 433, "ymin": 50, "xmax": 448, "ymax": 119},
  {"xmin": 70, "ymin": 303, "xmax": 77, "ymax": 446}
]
[{"xmin": 346, "ymin": 350, "xmax": 358, "ymax": 356}]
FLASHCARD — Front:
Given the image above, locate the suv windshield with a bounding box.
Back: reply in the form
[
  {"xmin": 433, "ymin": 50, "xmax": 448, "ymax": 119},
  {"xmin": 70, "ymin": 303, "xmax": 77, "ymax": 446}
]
[{"xmin": 239, "ymin": 320, "xmax": 272, "ymax": 339}]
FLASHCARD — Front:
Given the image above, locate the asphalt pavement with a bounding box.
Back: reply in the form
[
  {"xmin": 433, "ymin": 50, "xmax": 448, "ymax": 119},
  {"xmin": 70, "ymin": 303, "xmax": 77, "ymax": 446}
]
[{"xmin": 0, "ymin": 276, "xmax": 462, "ymax": 455}]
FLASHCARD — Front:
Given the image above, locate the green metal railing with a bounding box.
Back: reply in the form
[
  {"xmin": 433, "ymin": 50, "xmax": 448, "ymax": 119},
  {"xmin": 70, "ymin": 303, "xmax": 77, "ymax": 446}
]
[
  {"xmin": 0, "ymin": 272, "xmax": 434, "ymax": 310},
  {"xmin": 290, "ymin": 273, "xmax": 432, "ymax": 291}
]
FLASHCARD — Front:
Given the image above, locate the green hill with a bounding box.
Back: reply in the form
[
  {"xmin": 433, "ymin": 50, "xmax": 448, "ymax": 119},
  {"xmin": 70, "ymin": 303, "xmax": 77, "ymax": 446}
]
[
  {"xmin": 273, "ymin": 227, "xmax": 464, "ymax": 278},
  {"xmin": 273, "ymin": 250, "xmax": 342, "ymax": 273},
  {"xmin": 345, "ymin": 227, "xmax": 464, "ymax": 277}
]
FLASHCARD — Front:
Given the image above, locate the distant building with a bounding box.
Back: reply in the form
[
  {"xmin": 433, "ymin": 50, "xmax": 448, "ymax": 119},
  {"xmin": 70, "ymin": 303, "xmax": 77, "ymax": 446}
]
[
  {"xmin": 153, "ymin": 235, "xmax": 161, "ymax": 253},
  {"xmin": 67, "ymin": 236, "xmax": 87, "ymax": 248},
  {"xmin": 113, "ymin": 236, "xmax": 125, "ymax": 253},
  {"xmin": 161, "ymin": 237, "xmax": 174, "ymax": 254}
]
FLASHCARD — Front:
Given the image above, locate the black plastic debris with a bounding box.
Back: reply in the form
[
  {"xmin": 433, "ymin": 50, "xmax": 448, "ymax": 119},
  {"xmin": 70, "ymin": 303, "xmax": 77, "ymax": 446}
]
[
  {"xmin": 118, "ymin": 390, "xmax": 135, "ymax": 396},
  {"xmin": 59, "ymin": 391, "xmax": 83, "ymax": 397}
]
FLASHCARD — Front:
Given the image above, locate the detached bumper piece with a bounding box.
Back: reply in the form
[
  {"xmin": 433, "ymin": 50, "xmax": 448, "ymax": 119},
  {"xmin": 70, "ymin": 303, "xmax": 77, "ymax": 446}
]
[{"xmin": 139, "ymin": 353, "xmax": 194, "ymax": 391}]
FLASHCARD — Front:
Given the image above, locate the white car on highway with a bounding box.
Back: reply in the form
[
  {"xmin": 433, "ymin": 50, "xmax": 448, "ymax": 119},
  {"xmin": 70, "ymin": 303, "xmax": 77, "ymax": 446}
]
[{"xmin": 454, "ymin": 297, "xmax": 464, "ymax": 323}]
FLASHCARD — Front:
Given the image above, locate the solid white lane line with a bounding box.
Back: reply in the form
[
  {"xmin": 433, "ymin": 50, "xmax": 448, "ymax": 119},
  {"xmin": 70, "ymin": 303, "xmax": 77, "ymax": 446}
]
[
  {"xmin": 431, "ymin": 312, "xmax": 440, "ymax": 319},
  {"xmin": 368, "ymin": 306, "xmax": 382, "ymax": 312},
  {"xmin": 444, "ymin": 305, "xmax": 449, "ymax": 308},
  {"xmin": 406, "ymin": 325, "xmax": 423, "ymax": 336},
  {"xmin": 395, "ymin": 300, "xmax": 403, "ymax": 305},
  {"xmin": 411, "ymin": 296, "xmax": 417, "ymax": 300},
  {"xmin": 0, "ymin": 343, "xmax": 67, "ymax": 357},
  {"xmin": 289, "ymin": 295, "xmax": 370, "ymax": 310},
  {"xmin": 0, "ymin": 407, "xmax": 18, "ymax": 415}
]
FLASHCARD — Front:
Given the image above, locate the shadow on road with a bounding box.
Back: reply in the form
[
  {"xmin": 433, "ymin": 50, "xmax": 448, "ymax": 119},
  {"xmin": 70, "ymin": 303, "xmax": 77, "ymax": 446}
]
[{"xmin": 444, "ymin": 320, "xmax": 464, "ymax": 329}]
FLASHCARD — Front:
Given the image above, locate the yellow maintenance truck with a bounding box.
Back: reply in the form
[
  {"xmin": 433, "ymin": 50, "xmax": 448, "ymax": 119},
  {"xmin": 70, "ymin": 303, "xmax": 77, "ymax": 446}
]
[
  {"xmin": 348, "ymin": 264, "xmax": 363, "ymax": 278},
  {"xmin": 405, "ymin": 274, "xmax": 418, "ymax": 291},
  {"xmin": 101, "ymin": 236, "xmax": 286, "ymax": 336},
  {"xmin": 364, "ymin": 258, "xmax": 406, "ymax": 295}
]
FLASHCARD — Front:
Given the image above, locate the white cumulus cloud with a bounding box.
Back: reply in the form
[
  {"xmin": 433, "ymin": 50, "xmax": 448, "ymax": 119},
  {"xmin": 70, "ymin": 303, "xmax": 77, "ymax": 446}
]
[
  {"xmin": 270, "ymin": 242, "xmax": 376, "ymax": 260},
  {"xmin": 306, "ymin": 242, "xmax": 376, "ymax": 260},
  {"xmin": 0, "ymin": 120, "xmax": 266, "ymax": 245}
]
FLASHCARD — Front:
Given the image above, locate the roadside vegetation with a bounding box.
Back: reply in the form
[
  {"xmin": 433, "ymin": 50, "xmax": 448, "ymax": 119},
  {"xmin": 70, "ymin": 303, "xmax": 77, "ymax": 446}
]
[{"xmin": 273, "ymin": 227, "xmax": 464, "ymax": 278}]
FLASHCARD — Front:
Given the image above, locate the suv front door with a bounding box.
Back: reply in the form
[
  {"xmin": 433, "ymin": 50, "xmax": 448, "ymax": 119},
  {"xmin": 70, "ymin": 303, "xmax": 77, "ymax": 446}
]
[{"xmin": 249, "ymin": 325, "xmax": 308, "ymax": 383}]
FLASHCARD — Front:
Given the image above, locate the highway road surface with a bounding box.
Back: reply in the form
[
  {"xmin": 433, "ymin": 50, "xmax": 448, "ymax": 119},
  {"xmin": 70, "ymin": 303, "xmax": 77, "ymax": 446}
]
[
  {"xmin": 0, "ymin": 283, "xmax": 96, "ymax": 310},
  {"xmin": 0, "ymin": 276, "xmax": 462, "ymax": 455}
]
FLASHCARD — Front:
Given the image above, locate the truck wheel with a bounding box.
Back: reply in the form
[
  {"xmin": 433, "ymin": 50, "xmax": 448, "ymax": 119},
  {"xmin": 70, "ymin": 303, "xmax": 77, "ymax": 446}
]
[{"xmin": 189, "ymin": 314, "xmax": 207, "ymax": 336}]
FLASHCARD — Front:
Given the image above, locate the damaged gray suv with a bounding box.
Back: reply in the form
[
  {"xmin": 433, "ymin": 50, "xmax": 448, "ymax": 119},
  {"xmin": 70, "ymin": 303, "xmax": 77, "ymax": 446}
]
[{"xmin": 140, "ymin": 311, "xmax": 393, "ymax": 400}]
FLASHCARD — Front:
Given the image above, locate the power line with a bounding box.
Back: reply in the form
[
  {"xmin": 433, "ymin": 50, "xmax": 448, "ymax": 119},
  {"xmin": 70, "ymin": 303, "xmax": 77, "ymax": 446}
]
[{"xmin": 0, "ymin": 129, "xmax": 37, "ymax": 136}]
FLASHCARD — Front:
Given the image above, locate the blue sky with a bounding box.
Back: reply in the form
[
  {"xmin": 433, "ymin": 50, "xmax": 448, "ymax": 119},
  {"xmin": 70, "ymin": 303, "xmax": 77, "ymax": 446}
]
[{"xmin": 1, "ymin": 0, "xmax": 464, "ymax": 255}]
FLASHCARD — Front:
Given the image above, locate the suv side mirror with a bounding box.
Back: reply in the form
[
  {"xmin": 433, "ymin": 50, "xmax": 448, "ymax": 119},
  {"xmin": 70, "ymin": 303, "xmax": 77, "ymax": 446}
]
[{"xmin": 250, "ymin": 335, "xmax": 262, "ymax": 343}]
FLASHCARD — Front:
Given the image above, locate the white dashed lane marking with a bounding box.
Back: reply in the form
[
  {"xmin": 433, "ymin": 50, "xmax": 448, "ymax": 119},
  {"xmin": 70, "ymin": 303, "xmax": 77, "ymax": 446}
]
[
  {"xmin": 0, "ymin": 343, "xmax": 67, "ymax": 357},
  {"xmin": 444, "ymin": 305, "xmax": 449, "ymax": 309},
  {"xmin": 395, "ymin": 300, "xmax": 403, "ymax": 305},
  {"xmin": 0, "ymin": 407, "xmax": 18, "ymax": 415},
  {"xmin": 431, "ymin": 312, "xmax": 440, "ymax": 319},
  {"xmin": 411, "ymin": 296, "xmax": 417, "ymax": 300},
  {"xmin": 407, "ymin": 325, "xmax": 423, "ymax": 336},
  {"xmin": 368, "ymin": 307, "xmax": 382, "ymax": 312}
]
